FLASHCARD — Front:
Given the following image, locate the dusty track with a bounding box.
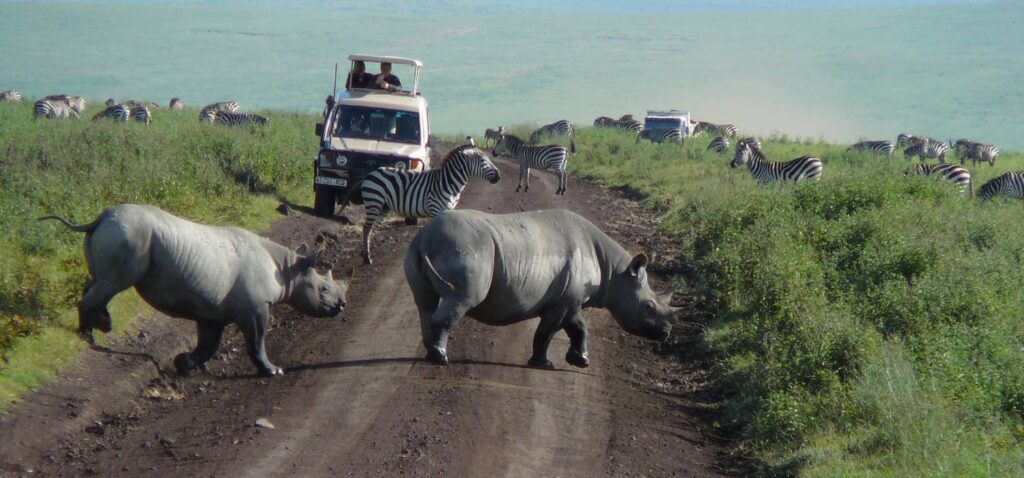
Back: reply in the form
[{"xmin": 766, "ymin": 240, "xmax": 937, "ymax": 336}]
[{"xmin": 0, "ymin": 153, "xmax": 733, "ymax": 477}]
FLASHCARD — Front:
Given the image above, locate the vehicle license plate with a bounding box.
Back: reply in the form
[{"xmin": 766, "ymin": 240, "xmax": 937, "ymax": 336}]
[{"xmin": 315, "ymin": 176, "xmax": 347, "ymax": 187}]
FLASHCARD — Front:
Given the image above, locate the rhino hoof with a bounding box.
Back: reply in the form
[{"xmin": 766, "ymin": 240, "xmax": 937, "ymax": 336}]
[
  {"xmin": 174, "ymin": 353, "xmax": 193, "ymax": 376},
  {"xmin": 425, "ymin": 347, "xmax": 448, "ymax": 365},
  {"xmin": 259, "ymin": 366, "xmax": 284, "ymax": 377},
  {"xmin": 565, "ymin": 351, "xmax": 589, "ymax": 368},
  {"xmin": 527, "ymin": 358, "xmax": 555, "ymax": 370}
]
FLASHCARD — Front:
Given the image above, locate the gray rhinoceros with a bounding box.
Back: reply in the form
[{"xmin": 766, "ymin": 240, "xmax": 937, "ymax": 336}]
[
  {"xmin": 404, "ymin": 209, "xmax": 678, "ymax": 369},
  {"xmin": 41, "ymin": 204, "xmax": 349, "ymax": 377}
]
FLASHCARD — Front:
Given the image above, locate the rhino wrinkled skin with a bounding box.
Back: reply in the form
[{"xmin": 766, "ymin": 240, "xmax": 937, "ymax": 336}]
[
  {"xmin": 41, "ymin": 204, "xmax": 348, "ymax": 377},
  {"xmin": 404, "ymin": 209, "xmax": 679, "ymax": 369}
]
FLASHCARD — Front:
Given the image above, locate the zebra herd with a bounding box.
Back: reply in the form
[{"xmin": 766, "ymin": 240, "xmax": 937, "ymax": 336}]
[{"xmin": 3, "ymin": 92, "xmax": 268, "ymax": 128}]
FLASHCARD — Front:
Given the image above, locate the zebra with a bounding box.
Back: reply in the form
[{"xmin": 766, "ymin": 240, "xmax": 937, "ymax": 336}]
[
  {"xmin": 619, "ymin": 114, "xmax": 635, "ymax": 122},
  {"xmin": 953, "ymin": 139, "xmax": 999, "ymax": 166},
  {"xmin": 199, "ymin": 108, "xmax": 218, "ymax": 123},
  {"xmin": 977, "ymin": 172, "xmax": 1024, "ymax": 201},
  {"xmin": 530, "ymin": 119, "xmax": 573, "ymax": 144},
  {"xmin": 339, "ymin": 141, "xmax": 501, "ymax": 264},
  {"xmin": 594, "ymin": 116, "xmax": 616, "ymax": 127},
  {"xmin": 695, "ymin": 121, "xmax": 739, "ymax": 137},
  {"xmin": 708, "ymin": 136, "xmax": 730, "ymax": 153},
  {"xmin": 731, "ymin": 142, "xmax": 823, "ymax": 184},
  {"xmin": 904, "ymin": 163, "xmax": 971, "ymax": 193},
  {"xmin": 637, "ymin": 128, "xmax": 683, "ymax": 145},
  {"xmin": 484, "ymin": 126, "xmax": 504, "ymax": 146},
  {"xmin": 615, "ymin": 118, "xmax": 643, "ymax": 132},
  {"xmin": 91, "ymin": 104, "xmax": 131, "ymax": 122},
  {"xmin": 903, "ymin": 139, "xmax": 948, "ymax": 163},
  {"xmin": 201, "ymin": 101, "xmax": 241, "ymax": 116},
  {"xmin": 848, "ymin": 140, "xmax": 895, "ymax": 156},
  {"xmin": 130, "ymin": 104, "xmax": 152, "ymax": 124},
  {"xmin": 169, "ymin": 97, "xmax": 185, "ymax": 110},
  {"xmin": 33, "ymin": 99, "xmax": 80, "ymax": 120},
  {"xmin": 44, "ymin": 94, "xmax": 85, "ymax": 113},
  {"xmin": 493, "ymin": 133, "xmax": 571, "ymax": 195},
  {"xmin": 213, "ymin": 111, "xmax": 269, "ymax": 126},
  {"xmin": 0, "ymin": 89, "xmax": 23, "ymax": 102},
  {"xmin": 736, "ymin": 137, "xmax": 762, "ymax": 151}
]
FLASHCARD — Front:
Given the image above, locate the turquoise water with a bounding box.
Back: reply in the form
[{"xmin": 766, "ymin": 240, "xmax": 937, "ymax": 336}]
[{"xmin": 1, "ymin": 1, "xmax": 1021, "ymax": 148}]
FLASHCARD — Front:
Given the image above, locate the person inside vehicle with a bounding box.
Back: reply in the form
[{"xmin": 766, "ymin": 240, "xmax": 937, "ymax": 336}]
[
  {"xmin": 373, "ymin": 62, "xmax": 402, "ymax": 92},
  {"xmin": 345, "ymin": 61, "xmax": 373, "ymax": 89}
]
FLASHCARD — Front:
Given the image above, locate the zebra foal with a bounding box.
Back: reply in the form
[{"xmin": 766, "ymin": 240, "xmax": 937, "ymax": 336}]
[
  {"xmin": 339, "ymin": 141, "xmax": 501, "ymax": 264},
  {"xmin": 493, "ymin": 134, "xmax": 571, "ymax": 195},
  {"xmin": 731, "ymin": 142, "xmax": 822, "ymax": 184}
]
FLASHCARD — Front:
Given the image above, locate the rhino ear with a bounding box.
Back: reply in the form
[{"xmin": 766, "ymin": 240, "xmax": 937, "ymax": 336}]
[
  {"xmin": 628, "ymin": 253, "xmax": 649, "ymax": 277},
  {"xmin": 307, "ymin": 247, "xmax": 324, "ymax": 268},
  {"xmin": 295, "ymin": 243, "xmax": 310, "ymax": 256}
]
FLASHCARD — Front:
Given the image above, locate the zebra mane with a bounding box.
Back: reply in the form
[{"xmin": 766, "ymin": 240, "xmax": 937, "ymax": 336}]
[{"xmin": 437, "ymin": 144, "xmax": 480, "ymax": 167}]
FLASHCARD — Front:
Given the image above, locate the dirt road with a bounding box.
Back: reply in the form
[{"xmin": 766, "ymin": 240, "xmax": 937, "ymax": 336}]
[{"xmin": 0, "ymin": 154, "xmax": 732, "ymax": 477}]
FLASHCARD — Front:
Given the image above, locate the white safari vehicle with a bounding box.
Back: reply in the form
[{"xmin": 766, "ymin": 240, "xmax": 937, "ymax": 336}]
[
  {"xmin": 641, "ymin": 109, "xmax": 696, "ymax": 138},
  {"xmin": 312, "ymin": 54, "xmax": 436, "ymax": 217}
]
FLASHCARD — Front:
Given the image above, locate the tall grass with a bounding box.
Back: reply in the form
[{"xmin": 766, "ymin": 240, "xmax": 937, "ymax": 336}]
[
  {"xmin": 0, "ymin": 100, "xmax": 318, "ymax": 402},
  {"xmin": 569, "ymin": 127, "xmax": 1024, "ymax": 476}
]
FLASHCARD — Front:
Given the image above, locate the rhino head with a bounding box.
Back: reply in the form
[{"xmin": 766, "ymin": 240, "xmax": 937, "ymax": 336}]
[
  {"xmin": 604, "ymin": 253, "xmax": 678, "ymax": 340},
  {"xmin": 288, "ymin": 244, "xmax": 349, "ymax": 317}
]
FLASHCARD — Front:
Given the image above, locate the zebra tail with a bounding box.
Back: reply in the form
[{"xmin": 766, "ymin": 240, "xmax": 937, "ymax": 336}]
[
  {"xmin": 38, "ymin": 214, "xmax": 103, "ymax": 233},
  {"xmin": 570, "ymin": 130, "xmax": 577, "ymax": 155},
  {"xmin": 338, "ymin": 180, "xmax": 365, "ymax": 213}
]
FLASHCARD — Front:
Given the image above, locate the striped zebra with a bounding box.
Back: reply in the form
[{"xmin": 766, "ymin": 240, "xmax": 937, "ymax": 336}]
[
  {"xmin": 736, "ymin": 137, "xmax": 762, "ymax": 151},
  {"xmin": 731, "ymin": 142, "xmax": 823, "ymax": 184},
  {"xmin": 339, "ymin": 142, "xmax": 501, "ymax": 264},
  {"xmin": 33, "ymin": 99, "xmax": 80, "ymax": 120},
  {"xmin": 695, "ymin": 121, "xmax": 739, "ymax": 137},
  {"xmin": 130, "ymin": 104, "xmax": 152, "ymax": 124},
  {"xmin": 91, "ymin": 104, "xmax": 131, "ymax": 122},
  {"xmin": 594, "ymin": 116, "xmax": 616, "ymax": 127},
  {"xmin": 493, "ymin": 134, "xmax": 571, "ymax": 195},
  {"xmin": 484, "ymin": 126, "xmax": 504, "ymax": 146},
  {"xmin": 214, "ymin": 111, "xmax": 269, "ymax": 126},
  {"xmin": 619, "ymin": 114, "xmax": 635, "ymax": 122},
  {"xmin": 200, "ymin": 101, "xmax": 241, "ymax": 118},
  {"xmin": 44, "ymin": 94, "xmax": 85, "ymax": 113},
  {"xmin": 169, "ymin": 97, "xmax": 185, "ymax": 110},
  {"xmin": 636, "ymin": 128, "xmax": 684, "ymax": 145},
  {"xmin": 615, "ymin": 118, "xmax": 643, "ymax": 132},
  {"xmin": 848, "ymin": 140, "xmax": 895, "ymax": 156},
  {"xmin": 530, "ymin": 120, "xmax": 573, "ymax": 144},
  {"xmin": 904, "ymin": 163, "xmax": 971, "ymax": 193},
  {"xmin": 953, "ymin": 139, "xmax": 999, "ymax": 166},
  {"xmin": 977, "ymin": 172, "xmax": 1024, "ymax": 201},
  {"xmin": 0, "ymin": 89, "xmax": 23, "ymax": 102},
  {"xmin": 903, "ymin": 139, "xmax": 948, "ymax": 163},
  {"xmin": 708, "ymin": 136, "xmax": 729, "ymax": 153},
  {"xmin": 199, "ymin": 108, "xmax": 218, "ymax": 123},
  {"xmin": 896, "ymin": 133, "xmax": 927, "ymax": 147}
]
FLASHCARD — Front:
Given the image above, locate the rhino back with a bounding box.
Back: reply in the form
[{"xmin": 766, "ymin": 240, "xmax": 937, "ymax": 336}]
[{"xmin": 101, "ymin": 205, "xmax": 289, "ymax": 321}]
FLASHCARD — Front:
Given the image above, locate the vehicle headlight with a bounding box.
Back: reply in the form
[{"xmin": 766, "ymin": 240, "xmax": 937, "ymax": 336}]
[
  {"xmin": 318, "ymin": 153, "xmax": 326, "ymax": 165},
  {"xmin": 335, "ymin": 155, "xmax": 348, "ymax": 167},
  {"xmin": 395, "ymin": 161, "xmax": 408, "ymax": 171}
]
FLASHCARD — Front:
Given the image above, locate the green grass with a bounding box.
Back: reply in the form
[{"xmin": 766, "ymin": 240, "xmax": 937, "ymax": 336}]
[
  {"xmin": 568, "ymin": 127, "xmax": 1024, "ymax": 476},
  {"xmin": 0, "ymin": 100, "xmax": 319, "ymax": 410}
]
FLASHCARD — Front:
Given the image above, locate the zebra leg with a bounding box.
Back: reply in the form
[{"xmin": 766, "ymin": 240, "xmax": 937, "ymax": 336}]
[
  {"xmin": 524, "ymin": 167, "xmax": 532, "ymax": 192},
  {"xmin": 556, "ymin": 170, "xmax": 567, "ymax": 195},
  {"xmin": 516, "ymin": 162, "xmax": 528, "ymax": 192}
]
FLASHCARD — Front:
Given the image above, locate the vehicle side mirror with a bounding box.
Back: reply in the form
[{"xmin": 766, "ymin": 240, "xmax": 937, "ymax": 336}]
[
  {"xmin": 427, "ymin": 134, "xmax": 437, "ymax": 148},
  {"xmin": 315, "ymin": 123, "xmax": 324, "ymax": 136}
]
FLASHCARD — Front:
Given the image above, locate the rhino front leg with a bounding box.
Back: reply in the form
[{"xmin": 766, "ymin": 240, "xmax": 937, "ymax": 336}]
[
  {"xmin": 528, "ymin": 310, "xmax": 566, "ymax": 369},
  {"xmin": 562, "ymin": 312, "xmax": 589, "ymax": 368},
  {"xmin": 174, "ymin": 322, "xmax": 226, "ymax": 376},
  {"xmin": 237, "ymin": 309, "xmax": 282, "ymax": 377}
]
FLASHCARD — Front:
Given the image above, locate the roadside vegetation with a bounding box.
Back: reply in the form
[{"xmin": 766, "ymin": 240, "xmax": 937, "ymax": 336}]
[
  {"xmin": 560, "ymin": 126, "xmax": 1024, "ymax": 476},
  {"xmin": 0, "ymin": 100, "xmax": 316, "ymax": 406}
]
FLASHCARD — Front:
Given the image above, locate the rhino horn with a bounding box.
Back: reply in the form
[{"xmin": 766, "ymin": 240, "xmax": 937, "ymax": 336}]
[{"xmin": 326, "ymin": 269, "xmax": 334, "ymax": 281}]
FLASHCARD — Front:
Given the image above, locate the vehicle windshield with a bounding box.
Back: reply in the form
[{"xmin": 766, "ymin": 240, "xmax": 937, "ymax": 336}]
[
  {"xmin": 645, "ymin": 118, "xmax": 684, "ymax": 129},
  {"xmin": 332, "ymin": 105, "xmax": 421, "ymax": 144}
]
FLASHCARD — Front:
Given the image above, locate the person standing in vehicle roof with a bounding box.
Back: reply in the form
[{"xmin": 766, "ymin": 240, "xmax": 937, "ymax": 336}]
[
  {"xmin": 346, "ymin": 61, "xmax": 373, "ymax": 89},
  {"xmin": 373, "ymin": 62, "xmax": 402, "ymax": 92}
]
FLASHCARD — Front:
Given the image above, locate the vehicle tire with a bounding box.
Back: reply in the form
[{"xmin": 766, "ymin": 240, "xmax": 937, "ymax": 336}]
[
  {"xmin": 314, "ymin": 186, "xmax": 337, "ymax": 218},
  {"xmin": 404, "ymin": 217, "xmax": 418, "ymax": 226}
]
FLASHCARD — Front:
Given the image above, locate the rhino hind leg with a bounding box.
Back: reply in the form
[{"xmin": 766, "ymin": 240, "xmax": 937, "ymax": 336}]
[
  {"xmin": 77, "ymin": 278, "xmax": 132, "ymax": 343},
  {"xmin": 425, "ymin": 298, "xmax": 471, "ymax": 365},
  {"xmin": 174, "ymin": 322, "xmax": 226, "ymax": 376},
  {"xmin": 562, "ymin": 313, "xmax": 589, "ymax": 368}
]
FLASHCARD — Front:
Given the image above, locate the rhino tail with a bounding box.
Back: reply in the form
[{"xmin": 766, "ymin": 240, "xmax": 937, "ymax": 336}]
[
  {"xmin": 38, "ymin": 214, "xmax": 103, "ymax": 233},
  {"xmin": 421, "ymin": 253, "xmax": 455, "ymax": 292}
]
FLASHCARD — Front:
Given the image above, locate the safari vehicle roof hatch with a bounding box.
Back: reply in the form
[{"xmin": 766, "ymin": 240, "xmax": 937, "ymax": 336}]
[{"xmin": 346, "ymin": 54, "xmax": 423, "ymax": 96}]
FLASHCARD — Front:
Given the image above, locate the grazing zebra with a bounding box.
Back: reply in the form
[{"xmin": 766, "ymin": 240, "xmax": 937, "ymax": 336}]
[
  {"xmin": 736, "ymin": 137, "xmax": 762, "ymax": 151},
  {"xmin": 594, "ymin": 116, "xmax": 616, "ymax": 127},
  {"xmin": 695, "ymin": 121, "xmax": 739, "ymax": 137},
  {"xmin": 169, "ymin": 97, "xmax": 185, "ymax": 110},
  {"xmin": 708, "ymin": 136, "xmax": 730, "ymax": 153},
  {"xmin": 213, "ymin": 111, "xmax": 269, "ymax": 126},
  {"xmin": 637, "ymin": 128, "xmax": 683, "ymax": 145},
  {"xmin": 616, "ymin": 118, "xmax": 643, "ymax": 132},
  {"xmin": 530, "ymin": 119, "xmax": 573, "ymax": 143},
  {"xmin": 33, "ymin": 99, "xmax": 80, "ymax": 120},
  {"xmin": 731, "ymin": 142, "xmax": 823, "ymax": 184},
  {"xmin": 339, "ymin": 142, "xmax": 501, "ymax": 264},
  {"xmin": 0, "ymin": 89, "xmax": 22, "ymax": 102},
  {"xmin": 904, "ymin": 163, "xmax": 971, "ymax": 193},
  {"xmin": 977, "ymin": 172, "xmax": 1024, "ymax": 201},
  {"xmin": 44, "ymin": 94, "xmax": 85, "ymax": 113},
  {"xmin": 105, "ymin": 98, "xmax": 117, "ymax": 107},
  {"xmin": 199, "ymin": 108, "xmax": 218, "ymax": 123},
  {"xmin": 903, "ymin": 139, "xmax": 948, "ymax": 163},
  {"xmin": 619, "ymin": 114, "xmax": 635, "ymax": 122},
  {"xmin": 493, "ymin": 134, "xmax": 571, "ymax": 195},
  {"xmin": 953, "ymin": 139, "xmax": 999, "ymax": 166},
  {"xmin": 484, "ymin": 126, "xmax": 504, "ymax": 146},
  {"xmin": 201, "ymin": 101, "xmax": 241, "ymax": 115},
  {"xmin": 91, "ymin": 104, "xmax": 131, "ymax": 122},
  {"xmin": 848, "ymin": 140, "xmax": 895, "ymax": 156},
  {"xmin": 130, "ymin": 104, "xmax": 152, "ymax": 124}
]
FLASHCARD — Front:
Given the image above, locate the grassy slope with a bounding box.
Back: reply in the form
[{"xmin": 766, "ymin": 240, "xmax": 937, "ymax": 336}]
[
  {"xmin": 0, "ymin": 100, "xmax": 317, "ymax": 408},
  {"xmin": 558, "ymin": 126, "xmax": 1024, "ymax": 476}
]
